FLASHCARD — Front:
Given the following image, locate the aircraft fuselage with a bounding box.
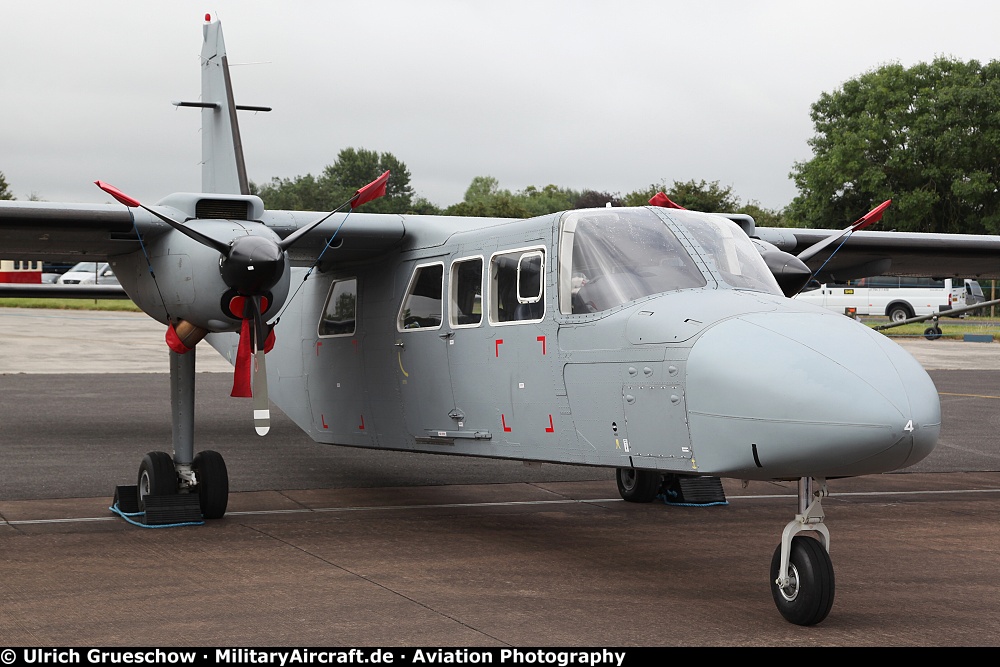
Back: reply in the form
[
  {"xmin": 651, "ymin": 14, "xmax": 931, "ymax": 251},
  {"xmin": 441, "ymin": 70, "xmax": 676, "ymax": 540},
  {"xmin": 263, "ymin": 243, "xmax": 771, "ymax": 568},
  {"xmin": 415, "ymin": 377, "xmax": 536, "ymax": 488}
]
[{"xmin": 196, "ymin": 205, "xmax": 940, "ymax": 482}]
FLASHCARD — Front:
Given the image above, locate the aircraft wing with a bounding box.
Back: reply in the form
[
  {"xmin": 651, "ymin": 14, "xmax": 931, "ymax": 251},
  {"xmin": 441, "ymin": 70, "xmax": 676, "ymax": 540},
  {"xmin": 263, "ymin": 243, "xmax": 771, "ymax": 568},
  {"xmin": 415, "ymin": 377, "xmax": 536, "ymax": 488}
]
[
  {"xmin": 0, "ymin": 200, "xmax": 407, "ymax": 266},
  {"xmin": 0, "ymin": 201, "xmax": 153, "ymax": 262},
  {"xmin": 755, "ymin": 226, "xmax": 1000, "ymax": 282}
]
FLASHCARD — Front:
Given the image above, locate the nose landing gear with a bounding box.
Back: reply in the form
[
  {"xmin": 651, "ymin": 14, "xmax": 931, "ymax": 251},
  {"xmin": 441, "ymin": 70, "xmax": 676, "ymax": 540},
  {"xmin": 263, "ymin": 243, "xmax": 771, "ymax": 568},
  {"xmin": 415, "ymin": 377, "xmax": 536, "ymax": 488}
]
[{"xmin": 770, "ymin": 477, "xmax": 835, "ymax": 626}]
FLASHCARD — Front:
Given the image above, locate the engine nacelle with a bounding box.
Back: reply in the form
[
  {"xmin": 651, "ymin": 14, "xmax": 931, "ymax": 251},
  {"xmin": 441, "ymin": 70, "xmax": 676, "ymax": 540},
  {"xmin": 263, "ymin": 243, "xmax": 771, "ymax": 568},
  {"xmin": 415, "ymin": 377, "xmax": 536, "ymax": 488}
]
[{"xmin": 110, "ymin": 219, "xmax": 290, "ymax": 331}]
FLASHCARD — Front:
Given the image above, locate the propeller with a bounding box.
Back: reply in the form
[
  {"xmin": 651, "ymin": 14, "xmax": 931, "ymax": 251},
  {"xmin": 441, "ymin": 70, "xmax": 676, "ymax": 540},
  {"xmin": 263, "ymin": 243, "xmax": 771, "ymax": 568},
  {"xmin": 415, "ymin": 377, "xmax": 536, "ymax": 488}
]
[
  {"xmin": 796, "ymin": 200, "xmax": 891, "ymax": 264},
  {"xmin": 791, "ymin": 199, "xmax": 891, "ymax": 294},
  {"xmin": 95, "ymin": 171, "xmax": 390, "ymax": 436}
]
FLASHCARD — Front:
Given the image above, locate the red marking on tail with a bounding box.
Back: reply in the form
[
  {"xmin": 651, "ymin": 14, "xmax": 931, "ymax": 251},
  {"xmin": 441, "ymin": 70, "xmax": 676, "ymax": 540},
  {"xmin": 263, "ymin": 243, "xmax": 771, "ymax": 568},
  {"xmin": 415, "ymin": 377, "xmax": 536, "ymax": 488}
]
[
  {"xmin": 501, "ymin": 414, "xmax": 512, "ymax": 432},
  {"xmin": 545, "ymin": 415, "xmax": 555, "ymax": 433}
]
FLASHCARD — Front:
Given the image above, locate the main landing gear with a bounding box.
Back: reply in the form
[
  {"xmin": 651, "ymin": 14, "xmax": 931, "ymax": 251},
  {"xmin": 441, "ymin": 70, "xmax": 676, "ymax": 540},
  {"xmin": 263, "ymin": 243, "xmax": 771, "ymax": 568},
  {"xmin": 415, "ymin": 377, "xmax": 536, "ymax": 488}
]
[
  {"xmin": 616, "ymin": 467, "xmax": 661, "ymax": 503},
  {"xmin": 128, "ymin": 348, "xmax": 230, "ymax": 522},
  {"xmin": 770, "ymin": 477, "xmax": 835, "ymax": 626}
]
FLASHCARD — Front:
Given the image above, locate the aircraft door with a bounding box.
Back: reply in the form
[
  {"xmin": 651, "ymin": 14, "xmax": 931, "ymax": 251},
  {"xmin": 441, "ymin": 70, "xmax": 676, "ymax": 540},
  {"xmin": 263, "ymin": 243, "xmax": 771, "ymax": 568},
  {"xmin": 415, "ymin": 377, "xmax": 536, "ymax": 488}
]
[
  {"xmin": 395, "ymin": 261, "xmax": 457, "ymax": 439},
  {"xmin": 308, "ymin": 276, "xmax": 372, "ymax": 445},
  {"xmin": 484, "ymin": 247, "xmax": 561, "ymax": 451},
  {"xmin": 442, "ymin": 256, "xmax": 496, "ymax": 440}
]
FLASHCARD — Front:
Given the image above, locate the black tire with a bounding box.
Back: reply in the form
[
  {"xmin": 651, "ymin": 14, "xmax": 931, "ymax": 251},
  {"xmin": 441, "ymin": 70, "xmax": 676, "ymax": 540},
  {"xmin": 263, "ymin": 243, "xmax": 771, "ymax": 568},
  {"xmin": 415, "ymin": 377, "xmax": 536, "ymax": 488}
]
[
  {"xmin": 137, "ymin": 451, "xmax": 177, "ymax": 512},
  {"xmin": 770, "ymin": 536, "xmax": 835, "ymax": 626},
  {"xmin": 888, "ymin": 304, "xmax": 913, "ymax": 323},
  {"xmin": 615, "ymin": 467, "xmax": 661, "ymax": 503},
  {"xmin": 924, "ymin": 326, "xmax": 943, "ymax": 341},
  {"xmin": 193, "ymin": 450, "xmax": 229, "ymax": 520}
]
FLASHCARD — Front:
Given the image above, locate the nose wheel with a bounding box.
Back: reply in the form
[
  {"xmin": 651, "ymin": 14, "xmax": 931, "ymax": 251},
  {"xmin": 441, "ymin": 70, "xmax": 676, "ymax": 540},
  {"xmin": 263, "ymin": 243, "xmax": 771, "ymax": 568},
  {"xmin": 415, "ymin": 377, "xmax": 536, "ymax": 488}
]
[
  {"xmin": 770, "ymin": 535, "xmax": 835, "ymax": 625},
  {"xmin": 770, "ymin": 477, "xmax": 835, "ymax": 625}
]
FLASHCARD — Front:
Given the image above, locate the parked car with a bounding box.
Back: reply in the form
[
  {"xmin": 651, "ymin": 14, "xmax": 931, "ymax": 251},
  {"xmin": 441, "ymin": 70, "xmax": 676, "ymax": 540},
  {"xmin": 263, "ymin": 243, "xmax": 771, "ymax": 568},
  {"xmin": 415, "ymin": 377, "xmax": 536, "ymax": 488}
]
[{"xmin": 56, "ymin": 262, "xmax": 120, "ymax": 285}]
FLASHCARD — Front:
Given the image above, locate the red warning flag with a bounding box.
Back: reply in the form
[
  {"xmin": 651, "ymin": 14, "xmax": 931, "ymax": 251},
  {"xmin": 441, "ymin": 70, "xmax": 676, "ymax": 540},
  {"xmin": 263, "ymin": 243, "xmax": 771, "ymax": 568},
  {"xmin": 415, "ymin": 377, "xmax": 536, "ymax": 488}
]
[
  {"xmin": 648, "ymin": 192, "xmax": 686, "ymax": 209},
  {"xmin": 853, "ymin": 199, "xmax": 892, "ymax": 231},
  {"xmin": 95, "ymin": 181, "xmax": 141, "ymax": 207},
  {"xmin": 351, "ymin": 170, "xmax": 390, "ymax": 209}
]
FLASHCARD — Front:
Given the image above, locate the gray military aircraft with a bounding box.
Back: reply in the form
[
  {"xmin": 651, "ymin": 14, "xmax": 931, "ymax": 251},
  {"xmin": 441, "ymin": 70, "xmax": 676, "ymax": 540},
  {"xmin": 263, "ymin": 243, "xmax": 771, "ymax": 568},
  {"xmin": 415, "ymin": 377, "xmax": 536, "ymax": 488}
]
[{"xmin": 3, "ymin": 17, "xmax": 1000, "ymax": 627}]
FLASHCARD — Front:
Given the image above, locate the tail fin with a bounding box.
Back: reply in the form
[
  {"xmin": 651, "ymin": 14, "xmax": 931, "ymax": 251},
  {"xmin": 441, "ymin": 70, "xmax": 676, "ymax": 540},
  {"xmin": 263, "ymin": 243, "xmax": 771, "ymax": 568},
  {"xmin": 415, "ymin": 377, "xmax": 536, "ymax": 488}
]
[
  {"xmin": 200, "ymin": 19, "xmax": 248, "ymax": 195},
  {"xmin": 173, "ymin": 18, "xmax": 271, "ymax": 195}
]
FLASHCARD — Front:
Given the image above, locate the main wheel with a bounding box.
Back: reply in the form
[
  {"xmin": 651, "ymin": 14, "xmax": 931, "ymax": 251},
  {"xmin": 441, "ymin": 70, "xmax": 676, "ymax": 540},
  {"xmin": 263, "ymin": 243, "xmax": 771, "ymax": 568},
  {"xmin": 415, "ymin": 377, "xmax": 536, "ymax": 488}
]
[
  {"xmin": 615, "ymin": 467, "xmax": 661, "ymax": 503},
  {"xmin": 137, "ymin": 451, "xmax": 177, "ymax": 512},
  {"xmin": 193, "ymin": 450, "xmax": 229, "ymax": 520},
  {"xmin": 770, "ymin": 536, "xmax": 835, "ymax": 626}
]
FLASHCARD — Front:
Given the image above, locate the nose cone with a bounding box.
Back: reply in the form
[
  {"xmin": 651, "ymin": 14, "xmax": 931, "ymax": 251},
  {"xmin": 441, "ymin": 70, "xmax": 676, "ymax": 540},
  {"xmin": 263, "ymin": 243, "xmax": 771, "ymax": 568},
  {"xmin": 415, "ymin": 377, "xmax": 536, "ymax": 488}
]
[{"xmin": 685, "ymin": 312, "xmax": 940, "ymax": 479}]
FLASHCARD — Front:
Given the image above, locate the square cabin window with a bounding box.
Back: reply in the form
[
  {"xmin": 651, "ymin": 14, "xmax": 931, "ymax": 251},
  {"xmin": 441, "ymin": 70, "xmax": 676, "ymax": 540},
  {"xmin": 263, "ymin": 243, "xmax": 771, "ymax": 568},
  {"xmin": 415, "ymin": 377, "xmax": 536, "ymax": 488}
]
[
  {"xmin": 450, "ymin": 257, "xmax": 483, "ymax": 327},
  {"xmin": 490, "ymin": 248, "xmax": 545, "ymax": 324},
  {"xmin": 318, "ymin": 278, "xmax": 357, "ymax": 337}
]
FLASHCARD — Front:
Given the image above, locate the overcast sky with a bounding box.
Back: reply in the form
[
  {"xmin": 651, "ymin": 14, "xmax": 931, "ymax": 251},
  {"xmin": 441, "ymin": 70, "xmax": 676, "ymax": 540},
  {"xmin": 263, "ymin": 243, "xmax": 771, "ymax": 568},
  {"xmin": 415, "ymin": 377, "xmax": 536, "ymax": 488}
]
[{"xmin": 2, "ymin": 0, "xmax": 999, "ymax": 213}]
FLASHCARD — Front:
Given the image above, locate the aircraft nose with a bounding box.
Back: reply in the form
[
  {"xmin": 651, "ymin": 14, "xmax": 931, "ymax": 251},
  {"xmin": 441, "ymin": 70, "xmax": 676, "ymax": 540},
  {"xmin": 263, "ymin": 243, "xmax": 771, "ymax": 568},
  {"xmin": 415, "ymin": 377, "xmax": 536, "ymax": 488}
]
[{"xmin": 685, "ymin": 312, "xmax": 940, "ymax": 479}]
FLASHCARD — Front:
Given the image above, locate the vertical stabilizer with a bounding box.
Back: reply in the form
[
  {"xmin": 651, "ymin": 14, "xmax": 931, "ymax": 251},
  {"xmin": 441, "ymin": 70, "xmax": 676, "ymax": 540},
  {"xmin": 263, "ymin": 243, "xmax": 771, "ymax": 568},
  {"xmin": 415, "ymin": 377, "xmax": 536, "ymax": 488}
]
[{"xmin": 201, "ymin": 19, "xmax": 249, "ymax": 195}]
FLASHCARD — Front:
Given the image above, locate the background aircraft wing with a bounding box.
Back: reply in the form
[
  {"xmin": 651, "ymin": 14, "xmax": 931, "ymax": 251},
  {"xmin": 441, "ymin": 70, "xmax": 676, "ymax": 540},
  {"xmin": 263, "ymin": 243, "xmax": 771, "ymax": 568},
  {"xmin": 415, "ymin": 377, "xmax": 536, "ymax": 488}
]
[{"xmin": 756, "ymin": 226, "xmax": 1000, "ymax": 282}]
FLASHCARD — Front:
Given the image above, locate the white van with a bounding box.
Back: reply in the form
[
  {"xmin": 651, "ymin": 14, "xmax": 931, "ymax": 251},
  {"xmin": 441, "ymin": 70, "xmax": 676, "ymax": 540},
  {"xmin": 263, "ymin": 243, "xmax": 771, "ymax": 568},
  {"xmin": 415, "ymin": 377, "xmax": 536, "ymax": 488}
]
[{"xmin": 795, "ymin": 276, "xmax": 984, "ymax": 322}]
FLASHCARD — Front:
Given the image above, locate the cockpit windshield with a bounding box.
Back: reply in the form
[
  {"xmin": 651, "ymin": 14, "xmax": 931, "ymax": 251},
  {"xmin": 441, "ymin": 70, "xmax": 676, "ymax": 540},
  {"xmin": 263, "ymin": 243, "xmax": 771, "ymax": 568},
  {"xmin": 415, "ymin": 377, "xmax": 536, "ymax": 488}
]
[
  {"xmin": 558, "ymin": 207, "xmax": 783, "ymax": 314},
  {"xmin": 669, "ymin": 210, "xmax": 782, "ymax": 296},
  {"xmin": 558, "ymin": 208, "xmax": 707, "ymax": 314}
]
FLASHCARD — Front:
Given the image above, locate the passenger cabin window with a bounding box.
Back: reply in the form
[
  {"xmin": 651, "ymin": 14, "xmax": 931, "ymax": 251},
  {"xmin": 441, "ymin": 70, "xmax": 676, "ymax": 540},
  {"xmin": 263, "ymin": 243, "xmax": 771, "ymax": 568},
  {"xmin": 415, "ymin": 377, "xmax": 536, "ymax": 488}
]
[
  {"xmin": 398, "ymin": 263, "xmax": 444, "ymax": 330},
  {"xmin": 450, "ymin": 257, "xmax": 483, "ymax": 327},
  {"xmin": 318, "ymin": 278, "xmax": 357, "ymax": 337},
  {"xmin": 490, "ymin": 248, "xmax": 545, "ymax": 324}
]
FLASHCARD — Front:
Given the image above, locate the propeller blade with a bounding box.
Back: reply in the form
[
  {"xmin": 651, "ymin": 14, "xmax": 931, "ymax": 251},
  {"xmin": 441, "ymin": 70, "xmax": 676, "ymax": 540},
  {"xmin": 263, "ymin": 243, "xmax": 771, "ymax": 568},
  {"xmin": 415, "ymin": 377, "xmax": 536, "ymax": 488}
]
[
  {"xmin": 250, "ymin": 296, "xmax": 270, "ymax": 436},
  {"xmin": 796, "ymin": 199, "xmax": 892, "ymax": 263},
  {"xmin": 278, "ymin": 170, "xmax": 392, "ymax": 251},
  {"xmin": 94, "ymin": 180, "xmax": 230, "ymax": 255}
]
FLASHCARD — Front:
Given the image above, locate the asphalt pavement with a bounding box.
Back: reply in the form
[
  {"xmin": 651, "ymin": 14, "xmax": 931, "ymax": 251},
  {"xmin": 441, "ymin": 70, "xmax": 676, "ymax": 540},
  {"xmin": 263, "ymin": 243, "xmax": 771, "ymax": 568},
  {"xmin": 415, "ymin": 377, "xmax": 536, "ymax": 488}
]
[{"xmin": 1, "ymin": 308, "xmax": 999, "ymax": 646}]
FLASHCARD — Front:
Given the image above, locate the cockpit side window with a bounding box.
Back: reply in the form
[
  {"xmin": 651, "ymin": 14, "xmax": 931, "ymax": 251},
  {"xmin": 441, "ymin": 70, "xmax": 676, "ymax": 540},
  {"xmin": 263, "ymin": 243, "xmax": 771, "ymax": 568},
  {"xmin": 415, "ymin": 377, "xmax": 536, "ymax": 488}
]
[{"xmin": 558, "ymin": 209, "xmax": 707, "ymax": 314}]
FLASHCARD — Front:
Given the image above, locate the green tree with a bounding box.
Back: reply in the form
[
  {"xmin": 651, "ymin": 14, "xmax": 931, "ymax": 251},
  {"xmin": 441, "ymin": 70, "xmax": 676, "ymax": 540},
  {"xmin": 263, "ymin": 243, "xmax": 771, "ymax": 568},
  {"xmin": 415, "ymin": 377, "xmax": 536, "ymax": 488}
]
[
  {"xmin": 623, "ymin": 179, "xmax": 739, "ymax": 211},
  {"xmin": 788, "ymin": 57, "xmax": 1000, "ymax": 233},
  {"xmin": 0, "ymin": 171, "xmax": 14, "ymax": 200},
  {"xmin": 574, "ymin": 190, "xmax": 622, "ymax": 208},
  {"xmin": 445, "ymin": 176, "xmax": 532, "ymax": 218},
  {"xmin": 445, "ymin": 178, "xmax": 621, "ymax": 218},
  {"xmin": 253, "ymin": 148, "xmax": 417, "ymax": 214}
]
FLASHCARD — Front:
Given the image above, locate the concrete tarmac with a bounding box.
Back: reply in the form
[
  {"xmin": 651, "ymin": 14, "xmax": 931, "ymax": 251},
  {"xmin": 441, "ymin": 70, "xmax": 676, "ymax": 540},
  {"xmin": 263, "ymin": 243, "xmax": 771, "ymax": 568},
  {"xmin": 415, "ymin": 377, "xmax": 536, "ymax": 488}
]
[{"xmin": 1, "ymin": 308, "xmax": 999, "ymax": 646}]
